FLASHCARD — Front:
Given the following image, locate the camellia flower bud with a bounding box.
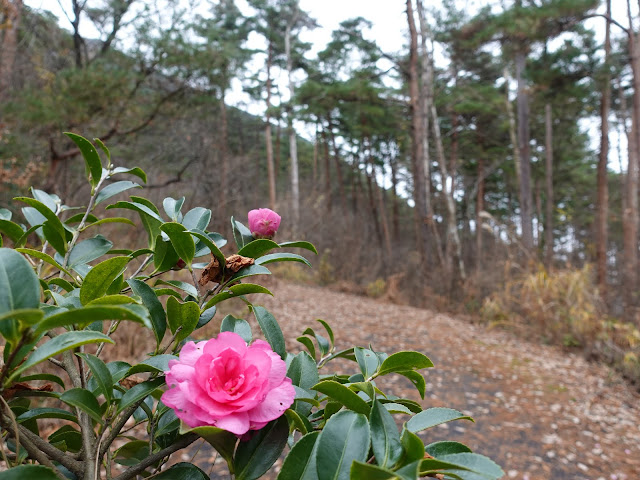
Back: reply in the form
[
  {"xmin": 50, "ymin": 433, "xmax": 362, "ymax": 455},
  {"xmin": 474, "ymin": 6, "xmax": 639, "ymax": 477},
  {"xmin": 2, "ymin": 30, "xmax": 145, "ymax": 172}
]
[{"xmin": 248, "ymin": 208, "xmax": 281, "ymax": 239}]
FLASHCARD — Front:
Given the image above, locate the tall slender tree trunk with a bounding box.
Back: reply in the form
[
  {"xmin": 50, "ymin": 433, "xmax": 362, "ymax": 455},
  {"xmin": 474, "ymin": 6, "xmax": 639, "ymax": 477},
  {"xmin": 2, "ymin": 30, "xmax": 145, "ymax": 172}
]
[
  {"xmin": 219, "ymin": 90, "xmax": 229, "ymax": 220},
  {"xmin": 390, "ymin": 154, "xmax": 400, "ymax": 242},
  {"xmin": 544, "ymin": 103, "xmax": 554, "ymax": 269},
  {"xmin": 285, "ymin": 16, "xmax": 300, "ymax": 230},
  {"xmin": 376, "ymin": 163, "xmax": 393, "ymax": 261},
  {"xmin": 515, "ymin": 38, "xmax": 534, "ymax": 252},
  {"xmin": 476, "ymin": 155, "xmax": 485, "ymax": 272},
  {"xmin": 503, "ymin": 67, "xmax": 522, "ymax": 189},
  {"xmin": 72, "ymin": 0, "xmax": 84, "ymax": 68},
  {"xmin": 321, "ymin": 127, "xmax": 332, "ymax": 212},
  {"xmin": 364, "ymin": 138, "xmax": 384, "ymax": 249},
  {"xmin": 624, "ymin": 4, "xmax": 640, "ymax": 319},
  {"xmin": 0, "ymin": 0, "xmax": 22, "ymax": 104},
  {"xmin": 328, "ymin": 117, "xmax": 347, "ymax": 212},
  {"xmin": 596, "ymin": 0, "xmax": 612, "ymax": 291},
  {"xmin": 406, "ymin": 0, "xmax": 429, "ymax": 265},
  {"xmin": 312, "ymin": 122, "xmax": 319, "ymax": 190},
  {"xmin": 265, "ymin": 42, "xmax": 276, "ymax": 210}
]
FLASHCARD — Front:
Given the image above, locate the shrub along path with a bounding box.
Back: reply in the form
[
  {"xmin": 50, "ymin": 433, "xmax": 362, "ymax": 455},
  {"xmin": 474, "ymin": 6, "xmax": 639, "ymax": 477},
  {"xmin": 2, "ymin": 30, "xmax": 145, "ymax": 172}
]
[{"xmin": 193, "ymin": 282, "xmax": 640, "ymax": 480}]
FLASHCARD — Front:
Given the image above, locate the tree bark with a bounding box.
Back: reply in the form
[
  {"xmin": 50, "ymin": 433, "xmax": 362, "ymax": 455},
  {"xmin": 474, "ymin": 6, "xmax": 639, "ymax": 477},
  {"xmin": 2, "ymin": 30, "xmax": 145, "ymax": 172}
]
[
  {"xmin": 544, "ymin": 103, "xmax": 554, "ymax": 269},
  {"xmin": 406, "ymin": 0, "xmax": 430, "ymax": 265},
  {"xmin": 328, "ymin": 117, "xmax": 347, "ymax": 212},
  {"xmin": 515, "ymin": 40, "xmax": 534, "ymax": 251},
  {"xmin": 285, "ymin": 14, "xmax": 300, "ymax": 230},
  {"xmin": 265, "ymin": 41, "xmax": 276, "ymax": 210},
  {"xmin": 596, "ymin": 0, "xmax": 611, "ymax": 291},
  {"xmin": 390, "ymin": 153, "xmax": 400, "ymax": 242},
  {"xmin": 321, "ymin": 126, "xmax": 332, "ymax": 212},
  {"xmin": 476, "ymin": 155, "xmax": 485, "ymax": 272},
  {"xmin": 0, "ymin": 0, "xmax": 22, "ymax": 104},
  {"xmin": 219, "ymin": 90, "xmax": 229, "ymax": 219}
]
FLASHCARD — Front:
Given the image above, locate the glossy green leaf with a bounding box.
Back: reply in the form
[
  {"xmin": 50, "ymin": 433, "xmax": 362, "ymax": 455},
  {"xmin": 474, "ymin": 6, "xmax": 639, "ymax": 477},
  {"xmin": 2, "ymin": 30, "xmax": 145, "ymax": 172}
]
[
  {"xmin": 16, "ymin": 248, "xmax": 74, "ymax": 278},
  {"xmin": 12, "ymin": 331, "xmax": 114, "ymax": 378},
  {"xmin": 231, "ymin": 217, "xmax": 254, "ymax": 249},
  {"xmin": 180, "ymin": 424, "xmax": 237, "ymax": 471},
  {"xmin": 312, "ymin": 381, "xmax": 370, "ymax": 416},
  {"xmin": 370, "ymin": 399, "xmax": 403, "ymax": 468},
  {"xmin": 227, "ymin": 264, "xmax": 271, "ymax": 284},
  {"xmin": 255, "ymin": 252, "xmax": 312, "ymax": 267},
  {"xmin": 77, "ymin": 353, "xmax": 113, "ymax": 402},
  {"xmin": 278, "ymin": 241, "xmax": 318, "ymax": 254},
  {"xmin": 220, "ymin": 315, "xmax": 252, "ymax": 343},
  {"xmin": 196, "ymin": 305, "xmax": 216, "ymax": 329},
  {"xmin": 426, "ymin": 441, "xmax": 472, "ymax": 458},
  {"xmin": 17, "ymin": 407, "xmax": 77, "ymax": 424},
  {"xmin": 354, "ymin": 347, "xmax": 379, "ymax": 379},
  {"xmin": 95, "ymin": 181, "xmax": 141, "ymax": 205},
  {"xmin": 36, "ymin": 305, "xmax": 149, "ymax": 335},
  {"xmin": 166, "ymin": 297, "xmax": 200, "ymax": 343},
  {"xmin": 87, "ymin": 294, "xmax": 137, "ymax": 305},
  {"xmin": 316, "ymin": 410, "xmax": 370, "ymax": 480},
  {"xmin": 349, "ymin": 462, "xmax": 398, "ymax": 480},
  {"xmin": 60, "ymin": 387, "xmax": 103, "ymax": 423},
  {"xmin": 153, "ymin": 462, "xmax": 209, "ymax": 480},
  {"xmin": 85, "ymin": 217, "xmax": 136, "ymax": 230},
  {"xmin": 110, "ymin": 166, "xmax": 147, "ymax": 183},
  {"xmin": 67, "ymin": 235, "xmax": 113, "ymax": 267},
  {"xmin": 277, "ymin": 431, "xmax": 320, "ymax": 480},
  {"xmin": 107, "ymin": 199, "xmax": 163, "ymax": 248},
  {"xmin": 125, "ymin": 355, "xmax": 177, "ymax": 376},
  {"xmin": 80, "ymin": 256, "xmax": 131, "ymax": 305},
  {"xmin": 400, "ymin": 428, "xmax": 425, "ymax": 465},
  {"xmin": 297, "ymin": 336, "xmax": 317, "ymax": 360},
  {"xmin": 15, "ymin": 197, "xmax": 66, "ymax": 247},
  {"xmin": 202, "ymin": 283, "xmax": 273, "ymax": 311},
  {"xmin": 0, "ymin": 248, "xmax": 41, "ymax": 341},
  {"xmin": 128, "ymin": 278, "xmax": 166, "ymax": 345},
  {"xmin": 117, "ymin": 377, "xmax": 164, "ymax": 414},
  {"xmin": 235, "ymin": 416, "xmax": 289, "ymax": 480},
  {"xmin": 252, "ymin": 306, "xmax": 285, "ymax": 360},
  {"xmin": 106, "ymin": 361, "xmax": 132, "ymax": 384},
  {"xmin": 0, "ymin": 464, "xmax": 62, "ymax": 479},
  {"xmin": 397, "ymin": 370, "xmax": 427, "ymax": 399},
  {"xmin": 153, "ymin": 237, "xmax": 180, "ymax": 272},
  {"xmin": 65, "ymin": 132, "xmax": 103, "ymax": 187},
  {"xmin": 237, "ymin": 238, "xmax": 279, "ymax": 258},
  {"xmin": 162, "ymin": 197, "xmax": 185, "ymax": 222},
  {"xmin": 48, "ymin": 425, "xmax": 82, "ymax": 453},
  {"xmin": 17, "ymin": 373, "xmax": 65, "ymax": 389},
  {"xmin": 406, "ymin": 408, "xmax": 474, "ymax": 434},
  {"xmin": 303, "ymin": 328, "xmax": 330, "ymax": 356},
  {"xmin": 189, "ymin": 229, "xmax": 226, "ymax": 266},
  {"xmin": 182, "ymin": 207, "xmax": 211, "ymax": 231},
  {"xmin": 377, "ymin": 351, "xmax": 433, "ymax": 377},
  {"xmin": 0, "ymin": 219, "xmax": 24, "ymax": 243},
  {"xmin": 161, "ymin": 222, "xmax": 195, "ymax": 267},
  {"xmin": 419, "ymin": 453, "xmax": 504, "ymax": 479},
  {"xmin": 155, "ymin": 279, "xmax": 198, "ymax": 298},
  {"xmin": 287, "ymin": 351, "xmax": 319, "ymax": 390}
]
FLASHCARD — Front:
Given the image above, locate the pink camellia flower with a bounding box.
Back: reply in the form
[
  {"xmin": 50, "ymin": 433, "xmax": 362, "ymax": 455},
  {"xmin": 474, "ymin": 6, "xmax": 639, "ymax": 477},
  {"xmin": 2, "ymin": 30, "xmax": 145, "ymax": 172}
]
[
  {"xmin": 161, "ymin": 332, "xmax": 295, "ymax": 436},
  {"xmin": 248, "ymin": 208, "xmax": 281, "ymax": 239}
]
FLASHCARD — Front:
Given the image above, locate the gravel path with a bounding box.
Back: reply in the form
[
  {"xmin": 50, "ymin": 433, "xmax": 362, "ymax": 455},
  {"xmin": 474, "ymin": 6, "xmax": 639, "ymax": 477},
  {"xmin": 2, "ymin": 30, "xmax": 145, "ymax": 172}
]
[{"xmin": 190, "ymin": 282, "xmax": 640, "ymax": 480}]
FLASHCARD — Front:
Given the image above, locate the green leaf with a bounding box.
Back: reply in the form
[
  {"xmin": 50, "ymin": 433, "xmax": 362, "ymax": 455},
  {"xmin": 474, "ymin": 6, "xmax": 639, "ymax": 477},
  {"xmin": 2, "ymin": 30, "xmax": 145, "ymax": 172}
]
[
  {"xmin": 196, "ymin": 305, "xmax": 216, "ymax": 329},
  {"xmin": 152, "ymin": 462, "xmax": 209, "ymax": 480},
  {"xmin": 370, "ymin": 399, "xmax": 403, "ymax": 468},
  {"xmin": 220, "ymin": 315, "xmax": 252, "ymax": 343},
  {"xmin": 153, "ymin": 237, "xmax": 180, "ymax": 272},
  {"xmin": 65, "ymin": 132, "xmax": 103, "ymax": 187},
  {"xmin": 231, "ymin": 217, "xmax": 254, "ymax": 249},
  {"xmin": 86, "ymin": 294, "xmax": 136, "ymax": 305},
  {"xmin": 95, "ymin": 181, "xmax": 141, "ymax": 205},
  {"xmin": 180, "ymin": 424, "xmax": 237, "ymax": 472},
  {"xmin": 161, "ymin": 222, "xmax": 195, "ymax": 267},
  {"xmin": 202, "ymin": 283, "xmax": 273, "ymax": 311},
  {"xmin": 189, "ymin": 229, "xmax": 226, "ymax": 266},
  {"xmin": 12, "ymin": 331, "xmax": 114, "ymax": 378},
  {"xmin": 237, "ymin": 238, "xmax": 279, "ymax": 258},
  {"xmin": 60, "ymin": 387, "xmax": 103, "ymax": 423},
  {"xmin": 287, "ymin": 351, "xmax": 319, "ymax": 390},
  {"xmin": 277, "ymin": 431, "xmax": 320, "ymax": 480},
  {"xmin": 227, "ymin": 264, "xmax": 271, "ymax": 284},
  {"xmin": 297, "ymin": 336, "xmax": 317, "ymax": 360},
  {"xmin": 166, "ymin": 297, "xmax": 200, "ymax": 343},
  {"xmin": 377, "ymin": 351, "xmax": 433, "ymax": 377},
  {"xmin": 0, "ymin": 219, "xmax": 25, "ymax": 243},
  {"xmin": 278, "ymin": 241, "xmax": 318, "ymax": 254},
  {"xmin": 0, "ymin": 248, "xmax": 41, "ymax": 341},
  {"xmin": 16, "ymin": 248, "xmax": 74, "ymax": 278},
  {"xmin": 312, "ymin": 381, "xmax": 370, "ymax": 416},
  {"xmin": 0, "ymin": 208, "xmax": 11, "ymax": 220},
  {"xmin": 77, "ymin": 353, "xmax": 113, "ymax": 402},
  {"xmin": 80, "ymin": 256, "xmax": 131, "ymax": 304},
  {"xmin": 15, "ymin": 197, "xmax": 66, "ymax": 245},
  {"xmin": 285, "ymin": 408, "xmax": 311, "ymax": 434},
  {"xmin": 182, "ymin": 207, "xmax": 211, "ymax": 231},
  {"xmin": 110, "ymin": 166, "xmax": 147, "ymax": 183},
  {"xmin": 106, "ymin": 361, "xmax": 132, "ymax": 384},
  {"xmin": 235, "ymin": 416, "xmax": 289, "ymax": 480},
  {"xmin": 252, "ymin": 306, "xmax": 285, "ymax": 360},
  {"xmin": 48, "ymin": 425, "xmax": 82, "ymax": 452},
  {"xmin": 303, "ymin": 328, "xmax": 330, "ymax": 356},
  {"xmin": 17, "ymin": 373, "xmax": 65, "ymax": 389},
  {"xmin": 107, "ymin": 200, "xmax": 163, "ymax": 249},
  {"xmin": 155, "ymin": 279, "xmax": 198, "ymax": 298},
  {"xmin": 316, "ymin": 319, "xmax": 334, "ymax": 347},
  {"xmin": 125, "ymin": 355, "xmax": 177, "ymax": 376},
  {"xmin": 400, "ymin": 428, "xmax": 425, "ymax": 465},
  {"xmin": 0, "ymin": 464, "xmax": 62, "ymax": 479},
  {"xmin": 128, "ymin": 279, "xmax": 166, "ymax": 345},
  {"xmin": 17, "ymin": 407, "xmax": 78, "ymax": 424},
  {"xmin": 67, "ymin": 235, "xmax": 113, "ymax": 267},
  {"xmin": 419, "ymin": 453, "xmax": 504, "ymax": 479},
  {"xmin": 162, "ymin": 197, "xmax": 185, "ymax": 222},
  {"xmin": 397, "ymin": 370, "xmax": 427, "ymax": 399},
  {"xmin": 85, "ymin": 217, "xmax": 136, "ymax": 230},
  {"xmin": 117, "ymin": 377, "xmax": 164, "ymax": 414},
  {"xmin": 354, "ymin": 347, "xmax": 379, "ymax": 380},
  {"xmin": 406, "ymin": 408, "xmax": 474, "ymax": 434},
  {"xmin": 426, "ymin": 441, "xmax": 472, "ymax": 458},
  {"xmin": 255, "ymin": 252, "xmax": 312, "ymax": 267},
  {"xmin": 349, "ymin": 462, "xmax": 397, "ymax": 480},
  {"xmin": 316, "ymin": 410, "xmax": 370, "ymax": 480}
]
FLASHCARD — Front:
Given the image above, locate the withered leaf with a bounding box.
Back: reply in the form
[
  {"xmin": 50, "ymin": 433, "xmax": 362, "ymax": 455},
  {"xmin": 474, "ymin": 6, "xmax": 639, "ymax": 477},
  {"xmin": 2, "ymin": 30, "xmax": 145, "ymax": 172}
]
[
  {"xmin": 199, "ymin": 256, "xmax": 222, "ymax": 285},
  {"xmin": 225, "ymin": 254, "xmax": 254, "ymax": 273}
]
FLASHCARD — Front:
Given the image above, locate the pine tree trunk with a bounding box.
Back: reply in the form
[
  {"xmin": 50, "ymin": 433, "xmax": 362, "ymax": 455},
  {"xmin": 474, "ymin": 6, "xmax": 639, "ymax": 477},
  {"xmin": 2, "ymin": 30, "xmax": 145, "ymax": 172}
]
[
  {"xmin": 503, "ymin": 67, "xmax": 522, "ymax": 190},
  {"xmin": 0, "ymin": 0, "xmax": 22, "ymax": 103},
  {"xmin": 406, "ymin": 0, "xmax": 430, "ymax": 265},
  {"xmin": 328, "ymin": 117, "xmax": 347, "ymax": 212},
  {"xmin": 545, "ymin": 103, "xmax": 554, "ymax": 269},
  {"xmin": 265, "ymin": 42, "xmax": 276, "ymax": 210},
  {"xmin": 321, "ymin": 127, "xmax": 332, "ymax": 212},
  {"xmin": 476, "ymin": 155, "xmax": 485, "ymax": 273},
  {"xmin": 596, "ymin": 0, "xmax": 611, "ymax": 291},
  {"xmin": 364, "ymin": 138, "xmax": 384, "ymax": 249},
  {"xmin": 285, "ymin": 18, "xmax": 300, "ymax": 231},
  {"xmin": 390, "ymin": 154, "xmax": 400, "ymax": 242},
  {"xmin": 219, "ymin": 91, "xmax": 229, "ymax": 220},
  {"xmin": 312, "ymin": 122, "xmax": 319, "ymax": 190},
  {"xmin": 515, "ymin": 43, "xmax": 534, "ymax": 251}
]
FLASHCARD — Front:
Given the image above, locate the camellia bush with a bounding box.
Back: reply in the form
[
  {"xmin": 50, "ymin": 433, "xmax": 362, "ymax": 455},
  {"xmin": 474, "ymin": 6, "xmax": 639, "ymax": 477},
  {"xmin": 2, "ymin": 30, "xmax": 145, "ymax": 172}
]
[{"xmin": 0, "ymin": 134, "xmax": 504, "ymax": 480}]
